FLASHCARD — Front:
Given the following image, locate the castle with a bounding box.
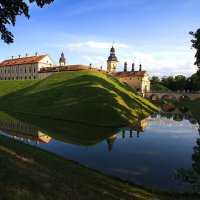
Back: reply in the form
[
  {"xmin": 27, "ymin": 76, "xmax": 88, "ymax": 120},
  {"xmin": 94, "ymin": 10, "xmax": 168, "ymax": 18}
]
[
  {"xmin": 106, "ymin": 46, "xmax": 151, "ymax": 95},
  {"xmin": 0, "ymin": 46, "xmax": 150, "ymax": 95}
]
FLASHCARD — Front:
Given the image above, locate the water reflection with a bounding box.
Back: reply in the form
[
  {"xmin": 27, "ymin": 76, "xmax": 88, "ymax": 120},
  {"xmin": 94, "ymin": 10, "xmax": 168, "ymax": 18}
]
[
  {"xmin": 0, "ymin": 110, "xmax": 199, "ymax": 193},
  {"xmin": 0, "ymin": 115, "xmax": 51, "ymax": 144}
]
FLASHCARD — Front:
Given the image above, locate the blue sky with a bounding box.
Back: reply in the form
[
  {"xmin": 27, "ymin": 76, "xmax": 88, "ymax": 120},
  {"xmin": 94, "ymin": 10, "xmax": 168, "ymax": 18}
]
[{"xmin": 1, "ymin": 0, "xmax": 200, "ymax": 77}]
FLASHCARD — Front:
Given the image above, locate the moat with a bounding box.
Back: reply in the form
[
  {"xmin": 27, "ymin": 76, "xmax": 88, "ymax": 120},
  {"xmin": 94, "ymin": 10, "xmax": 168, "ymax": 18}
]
[{"xmin": 0, "ymin": 107, "xmax": 199, "ymax": 193}]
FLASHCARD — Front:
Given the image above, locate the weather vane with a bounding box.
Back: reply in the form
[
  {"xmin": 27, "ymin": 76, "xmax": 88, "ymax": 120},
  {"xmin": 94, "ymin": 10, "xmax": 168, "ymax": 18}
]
[{"xmin": 112, "ymin": 41, "xmax": 115, "ymax": 46}]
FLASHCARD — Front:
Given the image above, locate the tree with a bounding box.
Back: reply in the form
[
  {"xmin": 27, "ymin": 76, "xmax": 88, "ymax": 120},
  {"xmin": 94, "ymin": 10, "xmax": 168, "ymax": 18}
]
[
  {"xmin": 174, "ymin": 75, "xmax": 186, "ymax": 90},
  {"xmin": 190, "ymin": 29, "xmax": 200, "ymax": 70},
  {"xmin": 150, "ymin": 76, "xmax": 160, "ymax": 84},
  {"xmin": 0, "ymin": 0, "xmax": 54, "ymax": 44}
]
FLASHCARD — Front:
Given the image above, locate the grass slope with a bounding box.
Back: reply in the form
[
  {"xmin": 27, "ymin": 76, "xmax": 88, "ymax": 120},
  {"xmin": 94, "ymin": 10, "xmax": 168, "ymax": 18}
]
[
  {"xmin": 151, "ymin": 84, "xmax": 171, "ymax": 92},
  {"xmin": 0, "ymin": 71, "xmax": 158, "ymax": 126},
  {"xmin": 0, "ymin": 135, "xmax": 198, "ymax": 200}
]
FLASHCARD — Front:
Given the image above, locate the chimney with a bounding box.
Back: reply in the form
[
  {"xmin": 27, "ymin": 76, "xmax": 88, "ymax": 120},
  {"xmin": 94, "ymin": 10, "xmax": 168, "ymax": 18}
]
[
  {"xmin": 26, "ymin": 54, "xmax": 29, "ymax": 58},
  {"xmin": 11, "ymin": 56, "xmax": 15, "ymax": 60},
  {"xmin": 35, "ymin": 52, "xmax": 39, "ymax": 56},
  {"xmin": 124, "ymin": 62, "xmax": 127, "ymax": 72},
  {"xmin": 19, "ymin": 54, "xmax": 22, "ymax": 58},
  {"xmin": 139, "ymin": 64, "xmax": 142, "ymax": 71},
  {"xmin": 132, "ymin": 62, "xmax": 135, "ymax": 72}
]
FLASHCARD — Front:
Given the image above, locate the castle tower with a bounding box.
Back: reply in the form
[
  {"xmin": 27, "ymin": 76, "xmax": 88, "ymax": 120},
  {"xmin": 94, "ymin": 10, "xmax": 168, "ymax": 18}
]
[
  {"xmin": 132, "ymin": 62, "xmax": 135, "ymax": 72},
  {"xmin": 139, "ymin": 63, "xmax": 142, "ymax": 71},
  {"xmin": 59, "ymin": 52, "xmax": 66, "ymax": 66},
  {"xmin": 124, "ymin": 62, "xmax": 127, "ymax": 72},
  {"xmin": 107, "ymin": 46, "xmax": 118, "ymax": 72}
]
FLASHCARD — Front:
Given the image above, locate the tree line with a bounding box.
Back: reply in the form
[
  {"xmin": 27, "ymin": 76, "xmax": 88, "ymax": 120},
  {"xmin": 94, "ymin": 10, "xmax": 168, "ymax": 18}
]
[{"xmin": 151, "ymin": 72, "xmax": 200, "ymax": 91}]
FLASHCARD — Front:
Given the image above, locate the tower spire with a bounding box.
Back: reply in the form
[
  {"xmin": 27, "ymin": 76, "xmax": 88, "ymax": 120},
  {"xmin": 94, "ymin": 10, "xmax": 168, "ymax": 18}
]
[{"xmin": 107, "ymin": 45, "xmax": 118, "ymax": 72}]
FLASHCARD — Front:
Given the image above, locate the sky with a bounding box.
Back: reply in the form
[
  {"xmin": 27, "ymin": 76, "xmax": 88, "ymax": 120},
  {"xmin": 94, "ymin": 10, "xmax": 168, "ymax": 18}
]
[{"xmin": 1, "ymin": 0, "xmax": 200, "ymax": 77}]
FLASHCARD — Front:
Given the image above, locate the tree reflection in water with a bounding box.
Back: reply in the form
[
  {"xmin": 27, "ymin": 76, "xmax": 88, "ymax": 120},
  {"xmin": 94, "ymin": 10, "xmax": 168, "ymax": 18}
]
[
  {"xmin": 174, "ymin": 136, "xmax": 200, "ymax": 193},
  {"xmin": 192, "ymin": 138, "xmax": 200, "ymax": 174}
]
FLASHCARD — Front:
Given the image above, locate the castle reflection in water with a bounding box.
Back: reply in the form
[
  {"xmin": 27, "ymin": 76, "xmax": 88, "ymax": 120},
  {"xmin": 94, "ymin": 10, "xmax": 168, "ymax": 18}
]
[
  {"xmin": 0, "ymin": 112, "xmax": 199, "ymax": 152},
  {"xmin": 0, "ymin": 118, "xmax": 51, "ymax": 144},
  {"xmin": 106, "ymin": 119, "xmax": 148, "ymax": 151}
]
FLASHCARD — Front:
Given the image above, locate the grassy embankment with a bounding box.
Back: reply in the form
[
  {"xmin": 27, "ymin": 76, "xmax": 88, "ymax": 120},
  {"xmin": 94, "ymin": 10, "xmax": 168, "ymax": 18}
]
[
  {"xmin": 0, "ymin": 134, "xmax": 198, "ymax": 200},
  {"xmin": 151, "ymin": 84, "xmax": 171, "ymax": 92},
  {"xmin": 0, "ymin": 71, "xmax": 158, "ymax": 126}
]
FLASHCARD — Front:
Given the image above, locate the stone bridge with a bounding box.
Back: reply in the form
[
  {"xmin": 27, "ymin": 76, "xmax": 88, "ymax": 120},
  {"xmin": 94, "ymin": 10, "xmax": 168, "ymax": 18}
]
[{"xmin": 145, "ymin": 91, "xmax": 200, "ymax": 101}]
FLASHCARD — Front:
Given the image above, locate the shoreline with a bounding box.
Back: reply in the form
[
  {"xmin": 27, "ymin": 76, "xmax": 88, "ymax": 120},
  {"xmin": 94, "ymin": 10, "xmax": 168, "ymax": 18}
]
[{"xmin": 0, "ymin": 134, "xmax": 198, "ymax": 200}]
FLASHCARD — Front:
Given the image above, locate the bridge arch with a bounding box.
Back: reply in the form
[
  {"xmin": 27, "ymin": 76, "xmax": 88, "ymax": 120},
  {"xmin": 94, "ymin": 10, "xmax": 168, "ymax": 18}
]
[
  {"xmin": 162, "ymin": 94, "xmax": 176, "ymax": 102},
  {"xmin": 162, "ymin": 102, "xmax": 176, "ymax": 112},
  {"xmin": 150, "ymin": 94, "xmax": 159, "ymax": 100},
  {"xmin": 179, "ymin": 95, "xmax": 190, "ymax": 101}
]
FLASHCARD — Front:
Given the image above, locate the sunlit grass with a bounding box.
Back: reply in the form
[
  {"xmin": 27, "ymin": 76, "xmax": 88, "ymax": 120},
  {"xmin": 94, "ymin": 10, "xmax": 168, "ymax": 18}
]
[{"xmin": 0, "ymin": 71, "xmax": 158, "ymax": 126}]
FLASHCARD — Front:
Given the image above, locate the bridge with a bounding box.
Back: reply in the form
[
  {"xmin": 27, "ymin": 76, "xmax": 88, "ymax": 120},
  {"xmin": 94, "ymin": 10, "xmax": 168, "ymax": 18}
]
[{"xmin": 145, "ymin": 91, "xmax": 200, "ymax": 101}]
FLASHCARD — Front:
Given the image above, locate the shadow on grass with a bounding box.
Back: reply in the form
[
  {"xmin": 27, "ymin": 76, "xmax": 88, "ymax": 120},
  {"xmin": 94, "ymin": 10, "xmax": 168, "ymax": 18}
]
[{"xmin": 0, "ymin": 71, "xmax": 157, "ymax": 126}]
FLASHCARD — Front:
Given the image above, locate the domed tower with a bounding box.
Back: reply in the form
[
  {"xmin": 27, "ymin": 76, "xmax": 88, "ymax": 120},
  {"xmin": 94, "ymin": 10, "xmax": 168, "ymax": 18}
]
[
  {"xmin": 59, "ymin": 52, "xmax": 66, "ymax": 66},
  {"xmin": 107, "ymin": 46, "xmax": 118, "ymax": 72}
]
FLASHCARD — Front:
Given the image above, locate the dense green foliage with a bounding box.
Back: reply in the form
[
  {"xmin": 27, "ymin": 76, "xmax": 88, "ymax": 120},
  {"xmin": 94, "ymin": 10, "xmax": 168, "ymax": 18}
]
[
  {"xmin": 151, "ymin": 83, "xmax": 171, "ymax": 92},
  {"xmin": 190, "ymin": 29, "xmax": 200, "ymax": 69},
  {"xmin": 0, "ymin": 135, "xmax": 198, "ymax": 200},
  {"xmin": 151, "ymin": 73, "xmax": 200, "ymax": 91},
  {"xmin": 0, "ymin": 71, "xmax": 158, "ymax": 126},
  {"xmin": 0, "ymin": 0, "xmax": 54, "ymax": 43}
]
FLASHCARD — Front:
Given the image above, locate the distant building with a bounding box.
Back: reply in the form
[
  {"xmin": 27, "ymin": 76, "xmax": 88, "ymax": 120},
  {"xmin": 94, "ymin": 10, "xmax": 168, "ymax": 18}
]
[
  {"xmin": 0, "ymin": 53, "xmax": 56, "ymax": 80},
  {"xmin": 59, "ymin": 52, "xmax": 66, "ymax": 66},
  {"xmin": 106, "ymin": 46, "xmax": 151, "ymax": 96},
  {"xmin": 107, "ymin": 46, "xmax": 118, "ymax": 72},
  {"xmin": 115, "ymin": 62, "xmax": 151, "ymax": 96},
  {"xmin": 38, "ymin": 52, "xmax": 109, "ymax": 79}
]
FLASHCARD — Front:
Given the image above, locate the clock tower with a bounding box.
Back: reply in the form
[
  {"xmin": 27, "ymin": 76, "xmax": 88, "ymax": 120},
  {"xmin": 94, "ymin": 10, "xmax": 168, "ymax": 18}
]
[
  {"xmin": 107, "ymin": 46, "xmax": 118, "ymax": 72},
  {"xmin": 59, "ymin": 52, "xmax": 66, "ymax": 66}
]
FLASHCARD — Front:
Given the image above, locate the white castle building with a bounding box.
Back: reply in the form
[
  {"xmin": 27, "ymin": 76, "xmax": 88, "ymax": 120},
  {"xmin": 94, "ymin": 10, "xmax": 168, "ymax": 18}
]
[{"xmin": 0, "ymin": 53, "xmax": 56, "ymax": 80}]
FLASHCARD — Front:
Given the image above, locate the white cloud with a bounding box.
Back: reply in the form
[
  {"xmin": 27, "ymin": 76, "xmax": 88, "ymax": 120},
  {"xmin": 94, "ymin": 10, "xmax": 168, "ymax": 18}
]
[
  {"xmin": 81, "ymin": 49, "xmax": 197, "ymax": 77},
  {"xmin": 48, "ymin": 41, "xmax": 130, "ymax": 53}
]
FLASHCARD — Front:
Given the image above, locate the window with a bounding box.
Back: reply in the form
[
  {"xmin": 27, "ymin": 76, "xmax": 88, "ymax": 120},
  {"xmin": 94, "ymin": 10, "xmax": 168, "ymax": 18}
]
[
  {"xmin": 34, "ymin": 76, "xmax": 36, "ymax": 79},
  {"xmin": 29, "ymin": 76, "xmax": 31, "ymax": 79},
  {"xmin": 25, "ymin": 67, "xmax": 26, "ymax": 73},
  {"xmin": 34, "ymin": 68, "xmax": 36, "ymax": 73},
  {"xmin": 25, "ymin": 76, "xmax": 26, "ymax": 79}
]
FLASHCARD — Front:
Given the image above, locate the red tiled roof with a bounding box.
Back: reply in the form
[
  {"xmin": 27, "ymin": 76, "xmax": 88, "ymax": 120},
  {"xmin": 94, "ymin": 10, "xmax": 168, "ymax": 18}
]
[
  {"xmin": 0, "ymin": 55, "xmax": 47, "ymax": 67},
  {"xmin": 39, "ymin": 65, "xmax": 110, "ymax": 74},
  {"xmin": 114, "ymin": 71, "xmax": 146, "ymax": 77}
]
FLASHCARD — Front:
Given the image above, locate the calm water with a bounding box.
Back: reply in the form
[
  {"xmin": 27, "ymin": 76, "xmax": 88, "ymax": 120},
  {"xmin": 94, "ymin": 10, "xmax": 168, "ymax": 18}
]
[{"xmin": 0, "ymin": 109, "xmax": 199, "ymax": 192}]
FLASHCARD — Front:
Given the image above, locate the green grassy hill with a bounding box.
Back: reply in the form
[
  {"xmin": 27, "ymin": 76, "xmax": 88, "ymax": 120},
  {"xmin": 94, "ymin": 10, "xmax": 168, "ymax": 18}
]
[
  {"xmin": 0, "ymin": 71, "xmax": 158, "ymax": 126},
  {"xmin": 151, "ymin": 84, "xmax": 171, "ymax": 92}
]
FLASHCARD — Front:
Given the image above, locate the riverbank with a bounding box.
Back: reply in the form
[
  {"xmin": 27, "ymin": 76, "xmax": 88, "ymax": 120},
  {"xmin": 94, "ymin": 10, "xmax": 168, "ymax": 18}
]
[
  {"xmin": 0, "ymin": 135, "xmax": 198, "ymax": 200},
  {"xmin": 186, "ymin": 98, "xmax": 200, "ymax": 123},
  {"xmin": 0, "ymin": 71, "xmax": 158, "ymax": 126}
]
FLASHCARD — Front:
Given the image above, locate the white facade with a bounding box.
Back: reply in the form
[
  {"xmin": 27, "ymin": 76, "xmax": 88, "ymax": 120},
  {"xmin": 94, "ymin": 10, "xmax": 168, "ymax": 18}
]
[{"xmin": 0, "ymin": 54, "xmax": 56, "ymax": 80}]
